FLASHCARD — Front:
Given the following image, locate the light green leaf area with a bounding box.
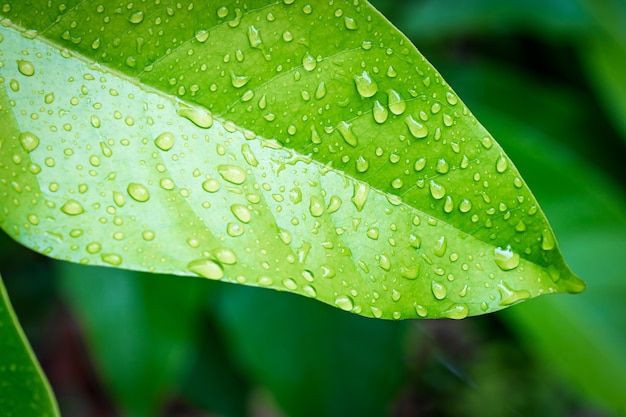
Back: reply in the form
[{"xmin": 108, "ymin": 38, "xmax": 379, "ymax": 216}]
[
  {"xmin": 0, "ymin": 1, "xmax": 584, "ymax": 319},
  {"xmin": 0, "ymin": 274, "xmax": 59, "ymax": 417}
]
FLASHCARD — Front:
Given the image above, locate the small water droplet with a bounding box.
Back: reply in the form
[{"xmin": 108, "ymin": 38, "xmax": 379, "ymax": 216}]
[
  {"xmin": 353, "ymin": 71, "xmax": 377, "ymax": 98},
  {"xmin": 230, "ymin": 71, "xmax": 251, "ymax": 88},
  {"xmin": 218, "ymin": 164, "xmax": 246, "ymax": 184},
  {"xmin": 247, "ymin": 25, "xmax": 263, "ymax": 48},
  {"xmin": 431, "ymin": 281, "xmax": 447, "ymax": 300},
  {"xmin": 188, "ymin": 258, "xmax": 225, "ymax": 280},
  {"xmin": 344, "ymin": 16, "xmax": 358, "ymax": 30},
  {"xmin": 355, "ymin": 156, "xmax": 369, "ymax": 173},
  {"xmin": 445, "ymin": 91, "xmax": 458, "ymax": 105},
  {"xmin": 541, "ymin": 228, "xmax": 556, "ymax": 251},
  {"xmin": 480, "ymin": 137, "xmax": 493, "ymax": 149},
  {"xmin": 314, "ymin": 81, "xmax": 326, "ymax": 99},
  {"xmin": 127, "ymin": 183, "xmax": 150, "ymax": 202},
  {"xmin": 19, "ymin": 132, "xmax": 40, "ymax": 152},
  {"xmin": 405, "ymin": 115, "xmax": 428, "ymax": 138},
  {"xmin": 388, "ymin": 89, "xmax": 406, "ymax": 115},
  {"xmin": 414, "ymin": 304, "xmax": 428, "ymax": 317},
  {"xmin": 177, "ymin": 106, "xmax": 213, "ymax": 128},
  {"xmin": 195, "ymin": 29, "xmax": 209, "ymax": 43},
  {"xmin": 443, "ymin": 195, "xmax": 454, "ymax": 213},
  {"xmin": 400, "ymin": 264, "xmax": 420, "ymax": 279},
  {"xmin": 154, "ymin": 131, "xmax": 175, "ymax": 151},
  {"xmin": 493, "ymin": 245, "xmax": 520, "ymax": 271},
  {"xmin": 214, "ymin": 248, "xmax": 237, "ymax": 264},
  {"xmin": 86, "ymin": 242, "xmax": 102, "ymax": 254}
]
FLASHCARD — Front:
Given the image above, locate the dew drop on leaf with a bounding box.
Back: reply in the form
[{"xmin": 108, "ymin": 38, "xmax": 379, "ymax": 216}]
[
  {"xmin": 387, "ymin": 89, "xmax": 406, "ymax": 115},
  {"xmin": 431, "ymin": 280, "xmax": 447, "ymax": 300},
  {"xmin": 60, "ymin": 199, "xmax": 84, "ymax": 215},
  {"xmin": 353, "ymin": 71, "xmax": 377, "ymax": 98},
  {"xmin": 218, "ymin": 164, "xmax": 246, "ymax": 184},
  {"xmin": 17, "ymin": 60, "xmax": 35, "ymax": 76},
  {"xmin": 188, "ymin": 258, "xmax": 225, "ymax": 280},
  {"xmin": 441, "ymin": 304, "xmax": 468, "ymax": 319},
  {"xmin": 497, "ymin": 280, "xmax": 531, "ymax": 306},
  {"xmin": 19, "ymin": 132, "xmax": 39, "ymax": 153},
  {"xmin": 154, "ymin": 131, "xmax": 175, "ymax": 151},
  {"xmin": 127, "ymin": 183, "xmax": 150, "ymax": 202},
  {"xmin": 335, "ymin": 295, "xmax": 354, "ymax": 311},
  {"xmin": 405, "ymin": 115, "xmax": 428, "ymax": 138},
  {"xmin": 493, "ymin": 245, "xmax": 520, "ymax": 271},
  {"xmin": 337, "ymin": 121, "xmax": 358, "ymax": 147}
]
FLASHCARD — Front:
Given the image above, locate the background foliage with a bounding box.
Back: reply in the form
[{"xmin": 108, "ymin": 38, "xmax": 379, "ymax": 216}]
[{"xmin": 1, "ymin": 0, "xmax": 625, "ymax": 416}]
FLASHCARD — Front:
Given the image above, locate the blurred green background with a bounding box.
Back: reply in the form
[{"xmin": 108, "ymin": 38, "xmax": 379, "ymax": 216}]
[{"xmin": 2, "ymin": 0, "xmax": 626, "ymax": 416}]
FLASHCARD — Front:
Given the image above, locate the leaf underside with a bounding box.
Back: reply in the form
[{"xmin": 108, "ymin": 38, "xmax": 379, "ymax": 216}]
[{"xmin": 0, "ymin": 0, "xmax": 584, "ymax": 319}]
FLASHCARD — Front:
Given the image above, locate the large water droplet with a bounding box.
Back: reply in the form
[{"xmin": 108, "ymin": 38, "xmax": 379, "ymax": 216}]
[
  {"xmin": 127, "ymin": 183, "xmax": 150, "ymax": 202},
  {"xmin": 388, "ymin": 89, "xmax": 406, "ymax": 115},
  {"xmin": 353, "ymin": 71, "xmax": 377, "ymax": 98},
  {"xmin": 61, "ymin": 199, "xmax": 84, "ymax": 215},
  {"xmin": 429, "ymin": 180, "xmax": 446, "ymax": 200},
  {"xmin": 128, "ymin": 10, "xmax": 144, "ymax": 24},
  {"xmin": 405, "ymin": 115, "xmax": 428, "ymax": 138},
  {"xmin": 230, "ymin": 71, "xmax": 250, "ymax": 88},
  {"xmin": 177, "ymin": 106, "xmax": 213, "ymax": 128},
  {"xmin": 441, "ymin": 304, "xmax": 468, "ymax": 319},
  {"xmin": 335, "ymin": 295, "xmax": 354, "ymax": 311},
  {"xmin": 497, "ymin": 280, "xmax": 531, "ymax": 306},
  {"xmin": 496, "ymin": 153, "xmax": 508, "ymax": 173},
  {"xmin": 351, "ymin": 182, "xmax": 369, "ymax": 212},
  {"xmin": 435, "ymin": 158, "xmax": 449, "ymax": 174},
  {"xmin": 493, "ymin": 245, "xmax": 520, "ymax": 271},
  {"xmin": 19, "ymin": 131, "xmax": 40, "ymax": 152},
  {"xmin": 214, "ymin": 248, "xmax": 237, "ymax": 265},
  {"xmin": 541, "ymin": 228, "xmax": 555, "ymax": 251},
  {"xmin": 434, "ymin": 236, "xmax": 447, "ymax": 257},
  {"xmin": 431, "ymin": 281, "xmax": 447, "ymax": 300},
  {"xmin": 188, "ymin": 258, "xmax": 225, "ymax": 280},
  {"xmin": 17, "ymin": 60, "xmax": 35, "ymax": 76},
  {"xmin": 101, "ymin": 253, "xmax": 123, "ymax": 266},
  {"xmin": 154, "ymin": 131, "xmax": 175, "ymax": 151},
  {"xmin": 337, "ymin": 121, "xmax": 358, "ymax": 147},
  {"xmin": 231, "ymin": 204, "xmax": 252, "ymax": 223},
  {"xmin": 309, "ymin": 196, "xmax": 324, "ymax": 217},
  {"xmin": 218, "ymin": 164, "xmax": 246, "ymax": 184},
  {"xmin": 372, "ymin": 100, "xmax": 388, "ymax": 123},
  {"xmin": 302, "ymin": 51, "xmax": 316, "ymax": 71}
]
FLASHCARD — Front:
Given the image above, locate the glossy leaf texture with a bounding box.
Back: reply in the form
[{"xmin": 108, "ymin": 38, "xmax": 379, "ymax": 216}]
[
  {"xmin": 0, "ymin": 274, "xmax": 60, "ymax": 417},
  {"xmin": 0, "ymin": 0, "xmax": 584, "ymax": 319}
]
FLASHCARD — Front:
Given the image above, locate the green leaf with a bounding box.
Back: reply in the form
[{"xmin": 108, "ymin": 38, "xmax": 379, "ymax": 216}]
[
  {"xmin": 0, "ymin": 0, "xmax": 584, "ymax": 319},
  {"xmin": 0, "ymin": 273, "xmax": 60, "ymax": 417}
]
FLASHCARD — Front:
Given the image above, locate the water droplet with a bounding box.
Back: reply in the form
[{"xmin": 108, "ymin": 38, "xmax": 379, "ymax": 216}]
[
  {"xmin": 177, "ymin": 106, "xmax": 213, "ymax": 128},
  {"xmin": 128, "ymin": 11, "xmax": 144, "ymax": 24},
  {"xmin": 231, "ymin": 204, "xmax": 252, "ymax": 223},
  {"xmin": 459, "ymin": 199, "xmax": 472, "ymax": 213},
  {"xmin": 541, "ymin": 228, "xmax": 555, "ymax": 251},
  {"xmin": 414, "ymin": 304, "xmax": 428, "ymax": 317},
  {"xmin": 405, "ymin": 115, "xmax": 428, "ymax": 138},
  {"xmin": 86, "ymin": 242, "xmax": 101, "ymax": 254},
  {"xmin": 388, "ymin": 89, "xmax": 406, "ymax": 115},
  {"xmin": 280, "ymin": 278, "xmax": 297, "ymax": 290},
  {"xmin": 19, "ymin": 132, "xmax": 39, "ymax": 152},
  {"xmin": 328, "ymin": 196, "xmax": 342, "ymax": 213},
  {"xmin": 195, "ymin": 29, "xmax": 209, "ymax": 43},
  {"xmin": 309, "ymin": 196, "xmax": 324, "ymax": 217},
  {"xmin": 431, "ymin": 281, "xmax": 447, "ymax": 300},
  {"xmin": 60, "ymin": 199, "xmax": 84, "ymax": 215},
  {"xmin": 344, "ymin": 15, "xmax": 358, "ymax": 29},
  {"xmin": 351, "ymin": 182, "xmax": 369, "ymax": 212},
  {"xmin": 496, "ymin": 153, "xmax": 508, "ymax": 173},
  {"xmin": 188, "ymin": 258, "xmax": 225, "ymax": 280},
  {"xmin": 314, "ymin": 81, "xmax": 326, "ymax": 99},
  {"xmin": 435, "ymin": 158, "xmax": 449, "ymax": 174},
  {"xmin": 257, "ymin": 276, "xmax": 273, "ymax": 286},
  {"xmin": 429, "ymin": 180, "xmax": 446, "ymax": 200},
  {"xmin": 445, "ymin": 91, "xmax": 458, "ymax": 105},
  {"xmin": 480, "ymin": 137, "xmax": 493, "ymax": 149},
  {"xmin": 127, "ymin": 183, "xmax": 150, "ymax": 202},
  {"xmin": 353, "ymin": 71, "xmax": 377, "ymax": 98},
  {"xmin": 493, "ymin": 245, "xmax": 520, "ymax": 271},
  {"xmin": 414, "ymin": 158, "xmax": 426, "ymax": 171},
  {"xmin": 230, "ymin": 71, "xmax": 251, "ymax": 88},
  {"xmin": 218, "ymin": 164, "xmax": 246, "ymax": 184},
  {"xmin": 498, "ymin": 280, "xmax": 531, "ymax": 306},
  {"xmin": 335, "ymin": 295, "xmax": 354, "ymax": 311},
  {"xmin": 214, "ymin": 248, "xmax": 237, "ymax": 264},
  {"xmin": 302, "ymin": 51, "xmax": 316, "ymax": 71},
  {"xmin": 247, "ymin": 25, "xmax": 263, "ymax": 48},
  {"xmin": 370, "ymin": 306, "xmax": 383, "ymax": 318},
  {"xmin": 101, "ymin": 253, "xmax": 123, "ymax": 266},
  {"xmin": 17, "ymin": 60, "xmax": 35, "ymax": 76},
  {"xmin": 337, "ymin": 121, "xmax": 358, "ymax": 147},
  {"xmin": 379, "ymin": 254, "xmax": 391, "ymax": 271},
  {"xmin": 442, "ymin": 304, "xmax": 468, "ymax": 319},
  {"xmin": 434, "ymin": 236, "xmax": 447, "ymax": 257},
  {"xmin": 372, "ymin": 100, "xmax": 388, "ymax": 123},
  {"xmin": 142, "ymin": 230, "xmax": 155, "ymax": 241},
  {"xmin": 366, "ymin": 227, "xmax": 379, "ymax": 240},
  {"xmin": 400, "ymin": 264, "xmax": 420, "ymax": 279},
  {"xmin": 443, "ymin": 195, "xmax": 454, "ymax": 213},
  {"xmin": 154, "ymin": 131, "xmax": 175, "ymax": 151},
  {"xmin": 241, "ymin": 144, "xmax": 259, "ymax": 167},
  {"xmin": 355, "ymin": 155, "xmax": 369, "ymax": 173}
]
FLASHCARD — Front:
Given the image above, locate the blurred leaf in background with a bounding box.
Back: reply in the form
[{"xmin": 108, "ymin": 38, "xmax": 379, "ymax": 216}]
[{"xmin": 2, "ymin": 0, "xmax": 626, "ymax": 416}]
